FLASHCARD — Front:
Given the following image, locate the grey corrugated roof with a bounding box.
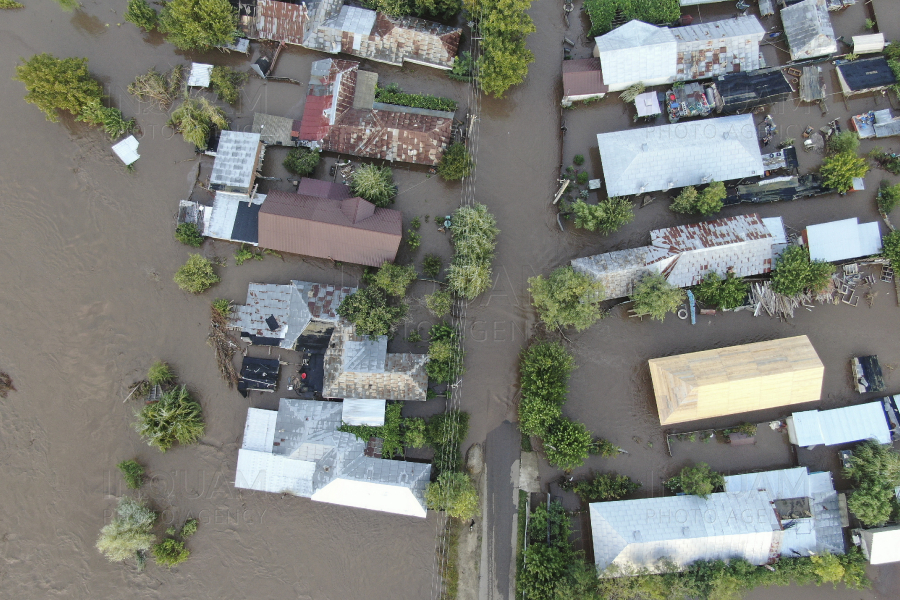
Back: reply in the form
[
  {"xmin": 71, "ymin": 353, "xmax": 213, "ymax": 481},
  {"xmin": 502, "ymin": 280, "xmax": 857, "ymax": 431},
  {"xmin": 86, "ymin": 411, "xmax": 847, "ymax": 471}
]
[
  {"xmin": 353, "ymin": 71, "xmax": 378, "ymax": 109},
  {"xmin": 781, "ymin": 0, "xmax": 837, "ymax": 61},
  {"xmin": 597, "ymin": 114, "xmax": 764, "ymax": 197},
  {"xmin": 207, "ymin": 191, "xmax": 265, "ymax": 244},
  {"xmin": 342, "ymin": 398, "xmax": 386, "ymax": 425},
  {"xmin": 790, "ymin": 402, "xmax": 891, "ymax": 446},
  {"xmin": 252, "ymin": 113, "xmax": 298, "ymax": 146},
  {"xmin": 210, "ymin": 131, "xmax": 263, "ymax": 194}
]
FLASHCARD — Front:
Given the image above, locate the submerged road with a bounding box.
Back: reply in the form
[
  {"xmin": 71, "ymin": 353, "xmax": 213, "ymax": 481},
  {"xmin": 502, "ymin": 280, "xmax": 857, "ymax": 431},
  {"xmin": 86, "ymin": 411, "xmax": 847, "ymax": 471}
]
[{"xmin": 480, "ymin": 421, "xmax": 520, "ymax": 600}]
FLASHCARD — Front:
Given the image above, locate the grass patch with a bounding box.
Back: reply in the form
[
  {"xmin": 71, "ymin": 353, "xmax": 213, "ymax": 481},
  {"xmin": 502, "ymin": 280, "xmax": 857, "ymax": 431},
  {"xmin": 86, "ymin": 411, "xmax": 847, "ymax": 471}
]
[
  {"xmin": 439, "ymin": 517, "xmax": 461, "ymax": 600},
  {"xmin": 584, "ymin": 0, "xmax": 681, "ymax": 36},
  {"xmin": 515, "ymin": 489, "xmax": 528, "ymax": 586}
]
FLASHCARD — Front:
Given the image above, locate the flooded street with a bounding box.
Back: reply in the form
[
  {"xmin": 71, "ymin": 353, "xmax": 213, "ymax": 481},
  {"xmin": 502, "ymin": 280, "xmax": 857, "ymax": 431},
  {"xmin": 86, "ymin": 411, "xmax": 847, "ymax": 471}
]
[{"xmin": 1, "ymin": 0, "xmax": 900, "ymax": 598}]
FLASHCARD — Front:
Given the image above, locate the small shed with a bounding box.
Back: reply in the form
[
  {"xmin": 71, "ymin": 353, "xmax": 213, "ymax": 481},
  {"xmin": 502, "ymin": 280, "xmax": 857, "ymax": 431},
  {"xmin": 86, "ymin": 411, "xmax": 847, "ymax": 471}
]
[
  {"xmin": 187, "ymin": 62, "xmax": 214, "ymax": 87},
  {"xmin": 851, "ymin": 33, "xmax": 885, "ymax": 54},
  {"xmin": 803, "ymin": 218, "xmax": 882, "ymax": 262},
  {"xmin": 561, "ymin": 58, "xmax": 608, "ymax": 106},
  {"xmin": 781, "ymin": 0, "xmax": 837, "ymax": 61},
  {"xmin": 111, "ymin": 135, "xmax": 140, "ymax": 166},
  {"xmin": 836, "ymin": 57, "xmax": 898, "ymax": 97},
  {"xmin": 859, "ymin": 526, "xmax": 900, "ymax": 564},
  {"xmin": 715, "ymin": 68, "xmax": 792, "ymax": 114},
  {"xmin": 634, "ymin": 91, "xmax": 661, "ymax": 117},
  {"xmin": 786, "ymin": 402, "xmax": 892, "ymax": 447},
  {"xmin": 799, "ymin": 65, "xmax": 827, "ymax": 102},
  {"xmin": 238, "ymin": 356, "xmax": 281, "ymax": 397}
]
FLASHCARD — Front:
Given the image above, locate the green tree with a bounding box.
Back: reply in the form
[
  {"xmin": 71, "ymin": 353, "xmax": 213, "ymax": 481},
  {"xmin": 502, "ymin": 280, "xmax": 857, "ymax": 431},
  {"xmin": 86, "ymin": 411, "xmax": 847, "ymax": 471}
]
[
  {"xmin": 336, "ymin": 286, "xmax": 407, "ymax": 337},
  {"xmin": 0, "ymin": 1, "xmax": 25, "ymax": 8},
  {"xmin": 670, "ymin": 182, "xmax": 726, "ymax": 216},
  {"xmin": 14, "ymin": 54, "xmax": 103, "ymax": 122},
  {"xmin": 810, "ymin": 553, "xmax": 848, "ymax": 587},
  {"xmin": 77, "ymin": 99, "xmax": 135, "ymax": 139},
  {"xmin": 181, "ymin": 518, "xmax": 198, "ymax": 537},
  {"xmin": 175, "ymin": 222, "xmax": 204, "ymax": 247},
  {"xmin": 209, "ymin": 65, "xmax": 248, "ymax": 104},
  {"xmin": 173, "ymin": 254, "xmax": 220, "ymax": 294},
  {"xmin": 282, "ymin": 147, "xmax": 321, "ymax": 176},
  {"xmin": 770, "ymin": 245, "xmax": 834, "ymax": 296},
  {"xmin": 134, "ymin": 385, "xmax": 205, "ymax": 452},
  {"xmin": 883, "ymin": 230, "xmax": 900, "ymax": 264},
  {"xmin": 543, "ymin": 417, "xmax": 593, "ymax": 471},
  {"xmin": 672, "ymin": 463, "xmax": 724, "ymax": 498},
  {"xmin": 573, "ymin": 472, "xmax": 641, "ymax": 503},
  {"xmin": 438, "ymin": 142, "xmax": 473, "ymax": 181},
  {"xmin": 827, "ymin": 131, "xmax": 860, "ymax": 155},
  {"xmin": 147, "ymin": 360, "xmax": 175, "ymax": 387},
  {"xmin": 877, "ymin": 180, "xmax": 900, "ymax": 214},
  {"xmin": 96, "ymin": 497, "xmax": 157, "ymax": 562},
  {"xmin": 350, "ymin": 164, "xmax": 397, "ymax": 207},
  {"xmin": 125, "ymin": 0, "xmax": 159, "ymax": 30},
  {"xmin": 404, "ymin": 417, "xmax": 427, "ymax": 448},
  {"xmin": 116, "ymin": 459, "xmax": 145, "ymax": 490},
  {"xmin": 848, "ymin": 483, "xmax": 894, "ymax": 527},
  {"xmin": 844, "ymin": 439, "xmax": 900, "ymax": 486},
  {"xmin": 426, "ymin": 338, "xmax": 460, "ymax": 384},
  {"xmin": 570, "ymin": 196, "xmax": 634, "ymax": 234},
  {"xmin": 361, "ymin": 0, "xmax": 411, "ymax": 17},
  {"xmin": 518, "ymin": 543, "xmax": 571, "ymax": 599},
  {"xmin": 820, "ymin": 152, "xmax": 868, "ymax": 193},
  {"xmin": 422, "ymin": 253, "xmax": 442, "ymax": 279},
  {"xmin": 152, "ymin": 538, "xmax": 190, "ymax": 568},
  {"xmin": 425, "ymin": 471, "xmax": 480, "ymax": 519},
  {"xmin": 54, "ymin": 0, "xmax": 79, "ymax": 10},
  {"xmin": 477, "ymin": 0, "xmax": 536, "ymax": 98},
  {"xmin": 158, "ymin": 0, "xmax": 238, "ymax": 50},
  {"xmin": 528, "ymin": 266, "xmax": 606, "ymax": 331},
  {"xmin": 412, "ymin": 0, "xmax": 461, "ymax": 19},
  {"xmin": 447, "ymin": 203, "xmax": 500, "ymax": 299},
  {"xmin": 518, "ymin": 341, "xmax": 575, "ymax": 437},
  {"xmin": 425, "ymin": 290, "xmax": 453, "ymax": 317},
  {"xmin": 630, "ymin": 272, "xmax": 686, "ymax": 321},
  {"xmin": 372, "ymin": 262, "xmax": 417, "ymax": 296},
  {"xmin": 694, "ymin": 271, "xmax": 749, "ymax": 309},
  {"xmin": 167, "ymin": 97, "xmax": 227, "ymax": 150}
]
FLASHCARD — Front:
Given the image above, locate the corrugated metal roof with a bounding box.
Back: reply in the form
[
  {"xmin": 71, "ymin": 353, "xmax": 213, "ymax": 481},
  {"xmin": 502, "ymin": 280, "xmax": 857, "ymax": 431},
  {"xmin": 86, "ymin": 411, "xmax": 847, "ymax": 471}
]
[
  {"xmin": 672, "ymin": 16, "xmax": 765, "ymax": 80},
  {"xmin": 252, "ymin": 112, "xmax": 298, "ymax": 146},
  {"xmin": 805, "ymin": 218, "xmax": 882, "ymax": 262},
  {"xmin": 210, "ymin": 131, "xmax": 263, "ymax": 194},
  {"xmin": 852, "ymin": 33, "xmax": 885, "ymax": 54},
  {"xmin": 594, "ymin": 20, "xmax": 677, "ymax": 90},
  {"xmin": 297, "ymin": 177, "xmax": 352, "ymax": 200},
  {"xmin": 562, "ymin": 58, "xmax": 608, "ymax": 99},
  {"xmin": 187, "ymin": 63, "xmax": 213, "ymax": 87},
  {"xmin": 243, "ymin": 408, "xmax": 278, "ymax": 452},
  {"xmin": 111, "ymin": 135, "xmax": 140, "ymax": 165},
  {"xmin": 781, "ymin": 0, "xmax": 837, "ymax": 61},
  {"xmin": 861, "ymin": 525, "xmax": 900, "ymax": 564},
  {"xmin": 790, "ymin": 402, "xmax": 891, "ymax": 446},
  {"xmin": 597, "ymin": 114, "xmax": 764, "ymax": 197},
  {"xmin": 258, "ymin": 190, "xmax": 401, "ymax": 267},
  {"xmin": 342, "ymin": 398, "xmax": 387, "ymax": 426},
  {"xmin": 206, "ymin": 191, "xmax": 264, "ymax": 244},
  {"xmin": 255, "ymin": 0, "xmax": 308, "ymax": 45}
]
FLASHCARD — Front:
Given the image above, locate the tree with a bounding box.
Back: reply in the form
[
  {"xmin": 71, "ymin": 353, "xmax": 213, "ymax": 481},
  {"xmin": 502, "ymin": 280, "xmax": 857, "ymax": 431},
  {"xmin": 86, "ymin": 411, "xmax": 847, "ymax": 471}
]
[
  {"xmin": 77, "ymin": 99, "xmax": 135, "ymax": 139},
  {"xmin": 14, "ymin": 54, "xmax": 103, "ymax": 122},
  {"xmin": 116, "ymin": 459, "xmax": 145, "ymax": 490},
  {"xmin": 884, "ymin": 230, "xmax": 900, "ymax": 265},
  {"xmin": 404, "ymin": 417, "xmax": 427, "ymax": 448},
  {"xmin": 827, "ymin": 131, "xmax": 860, "ymax": 155},
  {"xmin": 96, "ymin": 497, "xmax": 157, "ymax": 562},
  {"xmin": 670, "ymin": 182, "xmax": 726, "ymax": 216},
  {"xmin": 848, "ymin": 483, "xmax": 895, "ymax": 527},
  {"xmin": 543, "ymin": 417, "xmax": 593, "ymax": 471},
  {"xmin": 158, "ymin": 0, "xmax": 238, "ymax": 51},
  {"xmin": 134, "ymin": 385, "xmax": 205, "ymax": 452},
  {"xmin": 282, "ymin": 147, "xmax": 321, "ymax": 176},
  {"xmin": 336, "ymin": 286, "xmax": 406, "ymax": 337},
  {"xmin": 209, "ymin": 66, "xmax": 248, "ymax": 105},
  {"xmin": 844, "ymin": 439, "xmax": 900, "ymax": 486},
  {"xmin": 152, "ymin": 539, "xmax": 190, "ymax": 568},
  {"xmin": 477, "ymin": 0, "xmax": 536, "ymax": 98},
  {"xmin": 426, "ymin": 338, "xmax": 459, "ymax": 384},
  {"xmin": 528, "ymin": 266, "xmax": 606, "ymax": 331},
  {"xmin": 124, "ymin": 0, "xmax": 159, "ymax": 31},
  {"xmin": 361, "ymin": 0, "xmax": 412, "ymax": 17},
  {"xmin": 147, "ymin": 360, "xmax": 175, "ymax": 387},
  {"xmin": 518, "ymin": 341, "xmax": 575, "ymax": 437},
  {"xmin": 630, "ymin": 272, "xmax": 686, "ymax": 321},
  {"xmin": 411, "ymin": 0, "xmax": 461, "ymax": 19},
  {"xmin": 425, "ymin": 290, "xmax": 453, "ymax": 317},
  {"xmin": 173, "ymin": 254, "xmax": 220, "ymax": 294},
  {"xmin": 372, "ymin": 262, "xmax": 417, "ymax": 296},
  {"xmin": 573, "ymin": 472, "xmax": 641, "ymax": 503},
  {"xmin": 350, "ymin": 164, "xmax": 397, "ymax": 207},
  {"xmin": 671, "ymin": 463, "xmax": 724, "ymax": 498},
  {"xmin": 447, "ymin": 203, "xmax": 500, "ymax": 299},
  {"xmin": 570, "ymin": 197, "xmax": 634, "ymax": 234},
  {"xmin": 167, "ymin": 97, "xmax": 227, "ymax": 150},
  {"xmin": 518, "ymin": 543, "xmax": 571, "ymax": 600},
  {"xmin": 0, "ymin": 1, "xmax": 25, "ymax": 8},
  {"xmin": 422, "ymin": 254, "xmax": 442, "ymax": 279},
  {"xmin": 438, "ymin": 142, "xmax": 473, "ymax": 181},
  {"xmin": 820, "ymin": 152, "xmax": 868, "ymax": 193},
  {"xmin": 770, "ymin": 245, "xmax": 834, "ymax": 296},
  {"xmin": 175, "ymin": 222, "xmax": 204, "ymax": 247},
  {"xmin": 694, "ymin": 271, "xmax": 749, "ymax": 309},
  {"xmin": 425, "ymin": 471, "xmax": 480, "ymax": 519},
  {"xmin": 877, "ymin": 180, "xmax": 900, "ymax": 215}
]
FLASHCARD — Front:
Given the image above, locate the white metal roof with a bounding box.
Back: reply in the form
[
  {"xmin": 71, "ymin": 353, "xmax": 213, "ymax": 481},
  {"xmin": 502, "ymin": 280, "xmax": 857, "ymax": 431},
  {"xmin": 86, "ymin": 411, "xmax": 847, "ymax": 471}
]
[
  {"xmin": 242, "ymin": 408, "xmax": 278, "ymax": 452},
  {"xmin": 341, "ymin": 398, "xmax": 386, "ymax": 426},
  {"xmin": 851, "ymin": 33, "xmax": 885, "ymax": 54},
  {"xmin": 635, "ymin": 92, "xmax": 661, "ymax": 117},
  {"xmin": 311, "ymin": 477, "xmax": 428, "ymax": 518},
  {"xmin": 210, "ymin": 131, "xmax": 263, "ymax": 194},
  {"xmin": 187, "ymin": 63, "xmax": 214, "ymax": 87},
  {"xmin": 235, "ymin": 449, "xmax": 316, "ymax": 495},
  {"xmin": 724, "ymin": 467, "xmax": 811, "ymax": 501},
  {"xmin": 806, "ymin": 218, "xmax": 882, "ymax": 262},
  {"xmin": 790, "ymin": 402, "xmax": 891, "ymax": 446},
  {"xmin": 781, "ymin": 0, "xmax": 837, "ymax": 61},
  {"xmin": 597, "ymin": 114, "xmax": 764, "ymax": 197},
  {"xmin": 594, "ymin": 20, "xmax": 677, "ymax": 90},
  {"xmin": 861, "ymin": 525, "xmax": 900, "ymax": 564},
  {"xmin": 111, "ymin": 135, "xmax": 140, "ymax": 165}
]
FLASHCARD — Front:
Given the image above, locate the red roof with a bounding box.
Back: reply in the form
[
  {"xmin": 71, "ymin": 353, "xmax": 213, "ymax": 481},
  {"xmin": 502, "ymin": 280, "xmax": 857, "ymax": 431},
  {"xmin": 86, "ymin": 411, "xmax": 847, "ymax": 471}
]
[
  {"xmin": 298, "ymin": 95, "xmax": 333, "ymax": 141},
  {"xmin": 296, "ymin": 177, "xmax": 352, "ymax": 200},
  {"xmin": 562, "ymin": 58, "xmax": 608, "ymax": 97}
]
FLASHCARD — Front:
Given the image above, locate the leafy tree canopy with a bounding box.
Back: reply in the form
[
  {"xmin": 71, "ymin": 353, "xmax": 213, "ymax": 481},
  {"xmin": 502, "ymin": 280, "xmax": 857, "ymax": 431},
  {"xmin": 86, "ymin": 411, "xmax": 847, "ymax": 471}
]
[
  {"xmin": 631, "ymin": 272, "xmax": 686, "ymax": 321},
  {"xmin": 438, "ymin": 142, "xmax": 473, "ymax": 181},
  {"xmin": 350, "ymin": 164, "xmax": 397, "ymax": 207},
  {"xmin": 883, "ymin": 230, "xmax": 900, "ymax": 265},
  {"xmin": 670, "ymin": 182, "xmax": 726, "ymax": 216},
  {"xmin": 476, "ymin": 0, "xmax": 536, "ymax": 98},
  {"xmin": 209, "ymin": 65, "xmax": 248, "ymax": 105},
  {"xmin": 448, "ymin": 203, "xmax": 499, "ymax": 299},
  {"xmin": 372, "ymin": 262, "xmax": 417, "ymax": 296},
  {"xmin": 528, "ymin": 266, "xmax": 606, "ymax": 331},
  {"xmin": 877, "ymin": 180, "xmax": 900, "ymax": 215},
  {"xmin": 14, "ymin": 54, "xmax": 103, "ymax": 122},
  {"xmin": 175, "ymin": 222, "xmax": 204, "ymax": 247},
  {"xmin": 820, "ymin": 151, "xmax": 868, "ymax": 193},
  {"xmin": 173, "ymin": 253, "xmax": 220, "ymax": 294},
  {"xmin": 570, "ymin": 196, "xmax": 634, "ymax": 234},
  {"xmin": 96, "ymin": 497, "xmax": 157, "ymax": 562},
  {"xmin": 543, "ymin": 417, "xmax": 593, "ymax": 471},
  {"xmin": 134, "ymin": 385, "xmax": 205, "ymax": 451},
  {"xmin": 282, "ymin": 147, "xmax": 321, "ymax": 176},
  {"xmin": 827, "ymin": 131, "xmax": 860, "ymax": 155},
  {"xmin": 694, "ymin": 271, "xmax": 749, "ymax": 310},
  {"xmin": 167, "ymin": 97, "xmax": 227, "ymax": 150},
  {"xmin": 425, "ymin": 471, "xmax": 480, "ymax": 519},
  {"xmin": 668, "ymin": 463, "xmax": 724, "ymax": 498},
  {"xmin": 125, "ymin": 0, "xmax": 159, "ymax": 31},
  {"xmin": 573, "ymin": 472, "xmax": 641, "ymax": 503},
  {"xmin": 336, "ymin": 286, "xmax": 407, "ymax": 337},
  {"xmin": 770, "ymin": 245, "xmax": 834, "ymax": 296},
  {"xmin": 159, "ymin": 0, "xmax": 238, "ymax": 50}
]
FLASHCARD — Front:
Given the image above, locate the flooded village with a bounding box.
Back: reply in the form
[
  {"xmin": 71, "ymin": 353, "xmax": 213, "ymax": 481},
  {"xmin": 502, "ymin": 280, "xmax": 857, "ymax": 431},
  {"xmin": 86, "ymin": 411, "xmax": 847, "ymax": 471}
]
[{"xmin": 2, "ymin": 0, "xmax": 900, "ymax": 599}]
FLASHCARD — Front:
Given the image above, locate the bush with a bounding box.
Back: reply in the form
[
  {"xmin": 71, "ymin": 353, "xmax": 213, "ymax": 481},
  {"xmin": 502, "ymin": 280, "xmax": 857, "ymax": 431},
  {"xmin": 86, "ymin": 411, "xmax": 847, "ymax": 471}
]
[
  {"xmin": 630, "ymin": 272, "xmax": 686, "ymax": 321},
  {"xmin": 0, "ymin": 0, "xmax": 24, "ymax": 8},
  {"xmin": 426, "ymin": 472, "xmax": 480, "ymax": 519},
  {"xmin": 518, "ymin": 341, "xmax": 575, "ymax": 438},
  {"xmin": 573, "ymin": 154, "xmax": 585, "ymax": 166},
  {"xmin": 584, "ymin": 0, "xmax": 680, "ymax": 36},
  {"xmin": 77, "ymin": 99, "xmax": 135, "ymax": 139},
  {"xmin": 438, "ymin": 142, "xmax": 473, "ymax": 181},
  {"xmin": 668, "ymin": 463, "xmax": 724, "ymax": 498},
  {"xmin": 96, "ymin": 497, "xmax": 157, "ymax": 562},
  {"xmin": 54, "ymin": 0, "xmax": 79, "ymax": 10},
  {"xmin": 283, "ymin": 148, "xmax": 321, "ymax": 178},
  {"xmin": 427, "ymin": 409, "xmax": 470, "ymax": 475},
  {"xmin": 181, "ymin": 518, "xmax": 198, "ymax": 538},
  {"xmin": 14, "ymin": 54, "xmax": 103, "ymax": 122},
  {"xmin": 406, "ymin": 230, "xmax": 421, "ymax": 250},
  {"xmin": 174, "ymin": 222, "xmax": 204, "ymax": 247},
  {"xmin": 212, "ymin": 298, "xmax": 232, "ymax": 319},
  {"xmin": 336, "ymin": 286, "xmax": 407, "ymax": 337},
  {"xmin": 152, "ymin": 538, "xmax": 190, "ymax": 568},
  {"xmin": 426, "ymin": 335, "xmax": 461, "ymax": 384},
  {"xmin": 134, "ymin": 385, "xmax": 205, "ymax": 452},
  {"xmin": 694, "ymin": 272, "xmax": 749, "ymax": 309},
  {"xmin": 174, "ymin": 254, "xmax": 220, "ymax": 294},
  {"xmin": 870, "ymin": 148, "xmax": 900, "ymax": 175},
  {"xmin": 827, "ymin": 131, "xmax": 860, "ymax": 155},
  {"xmin": 350, "ymin": 164, "xmax": 397, "ymax": 207},
  {"xmin": 570, "ymin": 196, "xmax": 634, "ymax": 234},
  {"xmin": 447, "ymin": 203, "xmax": 499, "ymax": 299},
  {"xmin": 877, "ymin": 180, "xmax": 900, "ymax": 214},
  {"xmin": 425, "ymin": 290, "xmax": 453, "ymax": 317},
  {"xmin": 128, "ymin": 66, "xmax": 183, "ymax": 109},
  {"xmin": 159, "ymin": 0, "xmax": 238, "ymax": 50},
  {"xmin": 476, "ymin": 0, "xmax": 536, "ymax": 98},
  {"xmin": 670, "ymin": 181, "xmax": 726, "ymax": 216},
  {"xmin": 375, "ymin": 82, "xmax": 457, "ymax": 112},
  {"xmin": 422, "ymin": 254, "xmax": 443, "ymax": 279},
  {"xmin": 234, "ymin": 244, "xmax": 262, "ymax": 266},
  {"xmin": 125, "ymin": 0, "xmax": 159, "ymax": 31},
  {"xmin": 528, "ymin": 266, "xmax": 606, "ymax": 331},
  {"xmin": 209, "ymin": 66, "xmax": 248, "ymax": 105},
  {"xmin": 147, "ymin": 360, "xmax": 175, "ymax": 387},
  {"xmin": 372, "ymin": 262, "xmax": 417, "ymax": 296},
  {"xmin": 167, "ymin": 97, "xmax": 227, "ymax": 150},
  {"xmin": 447, "ymin": 51, "xmax": 474, "ymax": 82},
  {"xmin": 576, "ymin": 171, "xmax": 590, "ymax": 186},
  {"xmin": 116, "ymin": 459, "xmax": 145, "ymax": 490},
  {"xmin": 883, "ymin": 230, "xmax": 900, "ymax": 264},
  {"xmin": 404, "ymin": 417, "xmax": 427, "ymax": 448},
  {"xmin": 820, "ymin": 151, "xmax": 868, "ymax": 193},
  {"xmin": 770, "ymin": 245, "xmax": 834, "ymax": 296},
  {"xmin": 573, "ymin": 472, "xmax": 641, "ymax": 502}
]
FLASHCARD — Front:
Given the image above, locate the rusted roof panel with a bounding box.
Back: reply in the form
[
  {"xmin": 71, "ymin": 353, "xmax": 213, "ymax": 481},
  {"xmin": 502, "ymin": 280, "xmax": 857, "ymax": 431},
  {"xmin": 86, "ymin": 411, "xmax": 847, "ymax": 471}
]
[{"xmin": 256, "ymin": 0, "xmax": 308, "ymax": 45}]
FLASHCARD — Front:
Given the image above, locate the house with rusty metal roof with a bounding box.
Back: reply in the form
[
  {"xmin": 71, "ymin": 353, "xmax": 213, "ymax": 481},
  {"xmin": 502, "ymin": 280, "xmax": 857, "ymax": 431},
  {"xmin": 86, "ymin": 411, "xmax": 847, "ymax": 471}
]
[
  {"xmin": 781, "ymin": 0, "xmax": 837, "ymax": 61},
  {"xmin": 323, "ymin": 323, "xmax": 428, "ymax": 401},
  {"xmin": 572, "ymin": 214, "xmax": 786, "ymax": 299},
  {"xmin": 229, "ymin": 280, "xmax": 356, "ymax": 349},
  {"xmin": 241, "ymin": 0, "xmax": 460, "ymax": 70},
  {"xmin": 235, "ymin": 398, "xmax": 431, "ymax": 517},
  {"xmin": 296, "ymin": 57, "xmax": 453, "ymax": 165}
]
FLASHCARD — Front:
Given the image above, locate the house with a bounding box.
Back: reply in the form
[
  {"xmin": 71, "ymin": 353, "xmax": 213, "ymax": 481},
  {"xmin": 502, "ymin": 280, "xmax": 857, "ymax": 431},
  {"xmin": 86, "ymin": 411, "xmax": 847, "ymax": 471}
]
[
  {"xmin": 723, "ymin": 467, "xmax": 845, "ymax": 556},
  {"xmin": 243, "ymin": 0, "xmax": 461, "ymax": 70},
  {"xmin": 323, "ymin": 323, "xmax": 428, "ymax": 401},
  {"xmin": 595, "ymin": 114, "xmax": 764, "ymax": 197},
  {"xmin": 715, "ymin": 68, "xmax": 793, "ymax": 114},
  {"xmin": 803, "ymin": 218, "xmax": 882, "ymax": 263},
  {"xmin": 561, "ymin": 58, "xmax": 608, "ymax": 106},
  {"xmin": 209, "ymin": 131, "xmax": 265, "ymax": 196},
  {"xmin": 781, "ymin": 0, "xmax": 837, "ymax": 61},
  {"xmin": 786, "ymin": 400, "xmax": 897, "ymax": 447},
  {"xmin": 572, "ymin": 213, "xmax": 786, "ymax": 299},
  {"xmin": 589, "ymin": 491, "xmax": 782, "ymax": 574},
  {"xmin": 591, "ymin": 17, "xmax": 764, "ymax": 92},
  {"xmin": 836, "ymin": 57, "xmax": 898, "ymax": 97},
  {"xmin": 187, "ymin": 63, "xmax": 213, "ymax": 88},
  {"xmin": 296, "ymin": 58, "xmax": 453, "ymax": 166},
  {"xmin": 252, "ymin": 112, "xmax": 302, "ymax": 146},
  {"xmin": 857, "ymin": 525, "xmax": 900, "ymax": 564},
  {"xmin": 234, "ymin": 398, "xmax": 431, "ymax": 517},
  {"xmin": 648, "ymin": 336, "xmax": 824, "ymax": 425}
]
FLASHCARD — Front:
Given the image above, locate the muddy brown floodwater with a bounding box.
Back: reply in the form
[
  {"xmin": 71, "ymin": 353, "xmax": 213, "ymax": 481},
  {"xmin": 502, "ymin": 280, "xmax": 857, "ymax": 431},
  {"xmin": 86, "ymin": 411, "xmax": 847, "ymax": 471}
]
[{"xmin": 1, "ymin": 0, "xmax": 900, "ymax": 599}]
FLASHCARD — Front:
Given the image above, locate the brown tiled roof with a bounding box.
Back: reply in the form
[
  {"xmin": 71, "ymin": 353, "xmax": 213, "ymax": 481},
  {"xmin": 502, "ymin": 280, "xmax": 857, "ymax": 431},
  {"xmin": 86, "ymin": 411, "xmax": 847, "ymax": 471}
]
[
  {"xmin": 258, "ymin": 190, "xmax": 401, "ymax": 267},
  {"xmin": 562, "ymin": 58, "xmax": 609, "ymax": 97},
  {"xmin": 296, "ymin": 177, "xmax": 352, "ymax": 200},
  {"xmin": 255, "ymin": 0, "xmax": 308, "ymax": 45}
]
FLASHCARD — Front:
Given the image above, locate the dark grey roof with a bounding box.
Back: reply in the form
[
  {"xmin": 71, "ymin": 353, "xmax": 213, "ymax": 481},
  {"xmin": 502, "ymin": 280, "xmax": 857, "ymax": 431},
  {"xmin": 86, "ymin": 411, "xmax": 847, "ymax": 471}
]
[
  {"xmin": 231, "ymin": 201, "xmax": 261, "ymax": 244},
  {"xmin": 717, "ymin": 68, "xmax": 793, "ymax": 112},
  {"xmin": 837, "ymin": 57, "xmax": 897, "ymax": 92}
]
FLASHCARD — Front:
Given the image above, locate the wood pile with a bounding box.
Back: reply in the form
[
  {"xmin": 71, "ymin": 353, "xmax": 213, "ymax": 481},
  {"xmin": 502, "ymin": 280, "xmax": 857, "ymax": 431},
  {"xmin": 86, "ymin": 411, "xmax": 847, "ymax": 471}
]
[{"xmin": 749, "ymin": 278, "xmax": 838, "ymax": 319}]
